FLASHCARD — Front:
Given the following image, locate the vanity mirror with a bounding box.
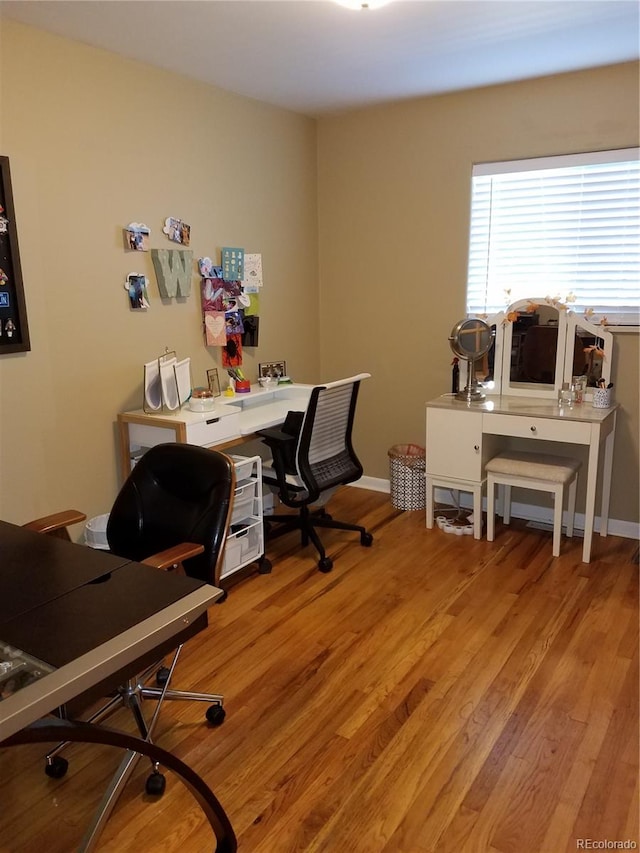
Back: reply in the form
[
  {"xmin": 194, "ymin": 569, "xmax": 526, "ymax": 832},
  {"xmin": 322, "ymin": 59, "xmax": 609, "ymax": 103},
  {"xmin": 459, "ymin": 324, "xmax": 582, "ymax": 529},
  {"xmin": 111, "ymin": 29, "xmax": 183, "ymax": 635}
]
[
  {"xmin": 498, "ymin": 299, "xmax": 567, "ymax": 399},
  {"xmin": 564, "ymin": 314, "xmax": 613, "ymax": 398},
  {"xmin": 449, "ymin": 317, "xmax": 495, "ymax": 402},
  {"xmin": 471, "ymin": 298, "xmax": 613, "ymax": 401}
]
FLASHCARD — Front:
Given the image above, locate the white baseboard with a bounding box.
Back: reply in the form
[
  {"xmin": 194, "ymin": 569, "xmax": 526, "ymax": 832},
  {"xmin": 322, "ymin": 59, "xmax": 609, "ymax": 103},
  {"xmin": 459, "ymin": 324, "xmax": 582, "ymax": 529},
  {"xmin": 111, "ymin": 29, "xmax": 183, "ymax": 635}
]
[
  {"xmin": 353, "ymin": 475, "xmax": 389, "ymax": 494},
  {"xmin": 350, "ymin": 477, "xmax": 640, "ymax": 541}
]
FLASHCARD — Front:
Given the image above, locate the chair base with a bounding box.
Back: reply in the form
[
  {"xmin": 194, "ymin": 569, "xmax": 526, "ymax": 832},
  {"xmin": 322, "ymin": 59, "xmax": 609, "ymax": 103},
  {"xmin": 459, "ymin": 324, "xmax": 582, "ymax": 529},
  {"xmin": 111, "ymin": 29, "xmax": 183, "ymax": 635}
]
[
  {"xmin": 264, "ymin": 505, "xmax": 373, "ymax": 572},
  {"xmin": 44, "ymin": 645, "xmax": 225, "ymax": 848}
]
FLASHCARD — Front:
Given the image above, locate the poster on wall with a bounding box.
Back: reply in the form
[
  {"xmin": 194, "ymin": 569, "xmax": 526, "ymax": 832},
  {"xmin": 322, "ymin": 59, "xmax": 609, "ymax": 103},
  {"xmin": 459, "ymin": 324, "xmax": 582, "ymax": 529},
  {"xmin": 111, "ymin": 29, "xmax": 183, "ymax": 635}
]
[{"xmin": 0, "ymin": 156, "xmax": 30, "ymax": 354}]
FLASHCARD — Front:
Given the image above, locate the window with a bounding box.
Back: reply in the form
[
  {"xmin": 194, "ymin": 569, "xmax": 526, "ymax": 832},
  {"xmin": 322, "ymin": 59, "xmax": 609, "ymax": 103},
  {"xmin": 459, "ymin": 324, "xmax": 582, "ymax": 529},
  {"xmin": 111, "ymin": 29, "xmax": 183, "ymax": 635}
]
[{"xmin": 466, "ymin": 148, "xmax": 640, "ymax": 326}]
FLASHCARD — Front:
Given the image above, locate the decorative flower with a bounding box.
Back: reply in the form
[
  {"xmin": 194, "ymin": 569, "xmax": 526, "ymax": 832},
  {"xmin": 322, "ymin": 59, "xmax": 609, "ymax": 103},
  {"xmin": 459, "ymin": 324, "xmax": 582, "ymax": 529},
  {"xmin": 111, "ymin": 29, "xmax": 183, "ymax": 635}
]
[{"xmin": 583, "ymin": 343, "xmax": 606, "ymax": 360}]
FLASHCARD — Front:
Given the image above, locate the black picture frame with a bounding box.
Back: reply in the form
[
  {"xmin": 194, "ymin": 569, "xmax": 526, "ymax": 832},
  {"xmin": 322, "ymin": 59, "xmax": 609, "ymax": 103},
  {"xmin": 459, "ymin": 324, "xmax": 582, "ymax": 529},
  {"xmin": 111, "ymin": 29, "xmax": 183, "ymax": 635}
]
[
  {"xmin": 0, "ymin": 157, "xmax": 30, "ymax": 354},
  {"xmin": 207, "ymin": 368, "xmax": 221, "ymax": 397}
]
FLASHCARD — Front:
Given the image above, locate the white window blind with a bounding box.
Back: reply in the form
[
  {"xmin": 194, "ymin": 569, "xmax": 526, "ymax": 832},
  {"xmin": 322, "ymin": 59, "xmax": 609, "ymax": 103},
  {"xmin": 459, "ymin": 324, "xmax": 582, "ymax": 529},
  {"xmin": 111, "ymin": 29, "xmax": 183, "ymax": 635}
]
[{"xmin": 466, "ymin": 149, "xmax": 640, "ymax": 325}]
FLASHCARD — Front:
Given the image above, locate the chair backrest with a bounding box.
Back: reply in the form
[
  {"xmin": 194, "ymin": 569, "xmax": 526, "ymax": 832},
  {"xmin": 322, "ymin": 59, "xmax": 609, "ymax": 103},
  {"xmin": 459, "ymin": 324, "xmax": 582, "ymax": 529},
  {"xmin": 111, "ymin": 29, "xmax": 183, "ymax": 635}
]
[
  {"xmin": 294, "ymin": 373, "xmax": 370, "ymax": 503},
  {"xmin": 107, "ymin": 443, "xmax": 235, "ymax": 583}
]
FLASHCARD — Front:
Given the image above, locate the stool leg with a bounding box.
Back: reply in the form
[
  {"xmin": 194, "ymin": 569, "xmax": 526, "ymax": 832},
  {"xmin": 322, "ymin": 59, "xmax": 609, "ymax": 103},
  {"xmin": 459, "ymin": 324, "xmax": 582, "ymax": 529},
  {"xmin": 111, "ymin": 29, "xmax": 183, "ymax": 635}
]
[
  {"xmin": 426, "ymin": 477, "xmax": 434, "ymax": 529},
  {"xmin": 552, "ymin": 484, "xmax": 563, "ymax": 557},
  {"xmin": 566, "ymin": 474, "xmax": 577, "ymax": 538},
  {"xmin": 487, "ymin": 476, "xmax": 495, "ymax": 542},
  {"xmin": 503, "ymin": 485, "xmax": 512, "ymax": 525}
]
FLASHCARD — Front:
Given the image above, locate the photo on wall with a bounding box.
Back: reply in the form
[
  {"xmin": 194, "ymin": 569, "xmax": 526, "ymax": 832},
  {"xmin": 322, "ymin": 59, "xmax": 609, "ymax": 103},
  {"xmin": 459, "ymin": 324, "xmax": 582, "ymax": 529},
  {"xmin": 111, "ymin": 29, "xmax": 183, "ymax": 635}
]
[
  {"xmin": 125, "ymin": 273, "xmax": 150, "ymax": 310},
  {"xmin": 241, "ymin": 313, "xmax": 259, "ymax": 347},
  {"xmin": 222, "ymin": 334, "xmax": 243, "ymax": 367},
  {"xmin": 123, "ymin": 222, "xmax": 150, "ymax": 251}
]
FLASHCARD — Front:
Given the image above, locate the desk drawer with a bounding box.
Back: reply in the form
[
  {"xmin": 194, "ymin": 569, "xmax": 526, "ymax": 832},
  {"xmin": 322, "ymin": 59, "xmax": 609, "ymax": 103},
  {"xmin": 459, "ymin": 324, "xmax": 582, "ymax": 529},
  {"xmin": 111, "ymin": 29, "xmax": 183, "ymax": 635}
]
[
  {"xmin": 185, "ymin": 414, "xmax": 240, "ymax": 447},
  {"xmin": 483, "ymin": 413, "xmax": 591, "ymax": 445}
]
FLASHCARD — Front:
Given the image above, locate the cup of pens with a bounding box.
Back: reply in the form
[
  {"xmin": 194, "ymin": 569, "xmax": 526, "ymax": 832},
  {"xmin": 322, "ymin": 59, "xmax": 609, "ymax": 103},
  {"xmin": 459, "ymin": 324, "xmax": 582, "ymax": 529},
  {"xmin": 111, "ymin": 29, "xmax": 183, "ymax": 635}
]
[{"xmin": 592, "ymin": 382, "xmax": 614, "ymax": 408}]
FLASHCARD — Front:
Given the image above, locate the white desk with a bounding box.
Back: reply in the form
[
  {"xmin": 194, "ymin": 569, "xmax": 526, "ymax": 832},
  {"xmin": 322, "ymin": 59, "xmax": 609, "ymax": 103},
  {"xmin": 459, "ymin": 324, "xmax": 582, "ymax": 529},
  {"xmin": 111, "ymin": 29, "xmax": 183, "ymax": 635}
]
[
  {"xmin": 425, "ymin": 393, "xmax": 618, "ymax": 562},
  {"xmin": 117, "ymin": 383, "xmax": 313, "ymax": 482},
  {"xmin": 116, "ymin": 384, "xmax": 314, "ymax": 586}
]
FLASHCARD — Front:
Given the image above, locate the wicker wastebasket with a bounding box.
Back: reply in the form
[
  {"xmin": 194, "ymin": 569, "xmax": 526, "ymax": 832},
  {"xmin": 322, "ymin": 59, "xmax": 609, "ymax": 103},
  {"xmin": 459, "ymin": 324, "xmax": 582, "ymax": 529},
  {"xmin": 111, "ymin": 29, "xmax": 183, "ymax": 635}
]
[{"xmin": 388, "ymin": 444, "xmax": 426, "ymax": 510}]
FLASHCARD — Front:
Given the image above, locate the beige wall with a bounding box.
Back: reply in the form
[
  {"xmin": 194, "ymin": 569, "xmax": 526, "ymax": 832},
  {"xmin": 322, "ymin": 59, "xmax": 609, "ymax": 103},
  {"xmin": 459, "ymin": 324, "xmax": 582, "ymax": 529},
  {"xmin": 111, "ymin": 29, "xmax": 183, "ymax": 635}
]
[
  {"xmin": 0, "ymin": 20, "xmax": 319, "ymax": 524},
  {"xmin": 1, "ymin": 19, "xmax": 638, "ymax": 532},
  {"xmin": 318, "ymin": 62, "xmax": 639, "ymax": 527}
]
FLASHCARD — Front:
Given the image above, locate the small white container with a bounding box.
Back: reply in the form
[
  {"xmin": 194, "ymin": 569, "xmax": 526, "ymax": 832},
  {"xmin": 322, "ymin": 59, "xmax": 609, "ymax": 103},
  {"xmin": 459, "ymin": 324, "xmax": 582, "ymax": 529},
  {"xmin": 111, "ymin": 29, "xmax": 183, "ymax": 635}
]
[
  {"xmin": 188, "ymin": 389, "xmax": 216, "ymax": 412},
  {"xmin": 84, "ymin": 514, "xmax": 110, "ymax": 550},
  {"xmin": 592, "ymin": 387, "xmax": 613, "ymax": 408}
]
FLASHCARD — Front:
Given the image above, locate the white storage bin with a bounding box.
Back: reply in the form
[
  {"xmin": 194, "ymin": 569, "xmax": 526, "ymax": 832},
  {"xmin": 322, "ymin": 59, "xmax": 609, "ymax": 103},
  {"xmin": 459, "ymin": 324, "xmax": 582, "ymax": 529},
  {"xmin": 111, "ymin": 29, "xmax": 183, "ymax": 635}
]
[
  {"xmin": 230, "ymin": 454, "xmax": 254, "ymax": 483},
  {"xmin": 221, "ymin": 538, "xmax": 242, "ymax": 577},
  {"xmin": 219, "ymin": 455, "xmax": 264, "ymax": 581},
  {"xmin": 221, "ymin": 520, "xmax": 262, "ymax": 579},
  {"xmin": 240, "ymin": 524, "xmax": 261, "ymax": 563},
  {"xmin": 232, "ymin": 484, "xmax": 256, "ymax": 524}
]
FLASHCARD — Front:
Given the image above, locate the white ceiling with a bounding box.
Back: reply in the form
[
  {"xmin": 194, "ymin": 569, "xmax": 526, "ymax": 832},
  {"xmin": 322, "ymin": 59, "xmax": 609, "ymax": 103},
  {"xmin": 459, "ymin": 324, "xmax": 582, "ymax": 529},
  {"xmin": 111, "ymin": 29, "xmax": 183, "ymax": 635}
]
[{"xmin": 1, "ymin": 0, "xmax": 638, "ymax": 116}]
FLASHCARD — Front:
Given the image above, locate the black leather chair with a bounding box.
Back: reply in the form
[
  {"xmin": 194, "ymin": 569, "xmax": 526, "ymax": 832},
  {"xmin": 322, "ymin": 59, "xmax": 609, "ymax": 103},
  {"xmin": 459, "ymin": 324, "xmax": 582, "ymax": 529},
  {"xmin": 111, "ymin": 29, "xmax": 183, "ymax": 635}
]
[
  {"xmin": 257, "ymin": 373, "xmax": 373, "ymax": 573},
  {"xmin": 24, "ymin": 443, "xmax": 236, "ymax": 833}
]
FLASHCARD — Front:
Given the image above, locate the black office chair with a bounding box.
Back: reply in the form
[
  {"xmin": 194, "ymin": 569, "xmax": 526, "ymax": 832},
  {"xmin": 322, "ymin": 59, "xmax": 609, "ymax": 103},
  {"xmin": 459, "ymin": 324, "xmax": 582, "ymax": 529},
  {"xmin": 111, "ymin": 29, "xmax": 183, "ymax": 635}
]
[
  {"xmin": 24, "ymin": 444, "xmax": 235, "ymax": 803},
  {"xmin": 257, "ymin": 373, "xmax": 373, "ymax": 573}
]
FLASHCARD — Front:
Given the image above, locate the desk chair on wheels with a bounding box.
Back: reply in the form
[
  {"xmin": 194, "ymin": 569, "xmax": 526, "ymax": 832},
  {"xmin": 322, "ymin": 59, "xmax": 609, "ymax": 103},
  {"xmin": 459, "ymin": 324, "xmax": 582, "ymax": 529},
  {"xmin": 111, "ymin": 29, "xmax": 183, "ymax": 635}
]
[
  {"xmin": 23, "ymin": 444, "xmax": 235, "ymax": 817},
  {"xmin": 257, "ymin": 373, "xmax": 373, "ymax": 573}
]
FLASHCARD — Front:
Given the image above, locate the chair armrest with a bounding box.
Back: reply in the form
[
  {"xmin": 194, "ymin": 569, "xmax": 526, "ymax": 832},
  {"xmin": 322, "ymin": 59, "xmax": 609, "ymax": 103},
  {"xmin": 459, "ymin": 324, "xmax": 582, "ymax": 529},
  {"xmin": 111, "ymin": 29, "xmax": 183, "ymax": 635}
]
[
  {"xmin": 256, "ymin": 426, "xmax": 296, "ymax": 446},
  {"xmin": 142, "ymin": 542, "xmax": 205, "ymax": 572},
  {"xmin": 23, "ymin": 510, "xmax": 87, "ymax": 538},
  {"xmin": 256, "ymin": 426, "xmax": 300, "ymax": 491}
]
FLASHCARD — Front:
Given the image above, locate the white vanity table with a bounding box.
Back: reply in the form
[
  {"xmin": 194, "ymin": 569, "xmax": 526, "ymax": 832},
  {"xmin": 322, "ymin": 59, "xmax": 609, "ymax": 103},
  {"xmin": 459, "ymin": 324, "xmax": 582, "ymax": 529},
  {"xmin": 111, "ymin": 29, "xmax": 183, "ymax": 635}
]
[
  {"xmin": 426, "ymin": 300, "xmax": 618, "ymax": 563},
  {"xmin": 425, "ymin": 394, "xmax": 617, "ymax": 562}
]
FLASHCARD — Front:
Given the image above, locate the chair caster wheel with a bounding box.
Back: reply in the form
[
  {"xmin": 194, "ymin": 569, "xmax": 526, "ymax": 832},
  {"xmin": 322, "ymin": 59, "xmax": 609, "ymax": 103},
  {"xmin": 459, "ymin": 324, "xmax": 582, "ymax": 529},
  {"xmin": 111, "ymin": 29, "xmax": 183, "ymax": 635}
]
[
  {"xmin": 361, "ymin": 532, "xmax": 373, "ymax": 547},
  {"xmin": 318, "ymin": 557, "xmax": 333, "ymax": 573},
  {"xmin": 45, "ymin": 756, "xmax": 69, "ymax": 779},
  {"xmin": 155, "ymin": 666, "xmax": 171, "ymax": 687},
  {"xmin": 206, "ymin": 704, "xmax": 226, "ymax": 726},
  {"xmin": 145, "ymin": 771, "xmax": 166, "ymax": 796},
  {"xmin": 258, "ymin": 556, "xmax": 272, "ymax": 574}
]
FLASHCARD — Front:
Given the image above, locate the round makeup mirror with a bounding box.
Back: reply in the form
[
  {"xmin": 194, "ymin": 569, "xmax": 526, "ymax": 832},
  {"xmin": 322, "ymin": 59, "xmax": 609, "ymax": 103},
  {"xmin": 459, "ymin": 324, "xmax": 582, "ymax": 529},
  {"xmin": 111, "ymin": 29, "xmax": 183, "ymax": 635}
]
[{"xmin": 449, "ymin": 318, "xmax": 494, "ymax": 402}]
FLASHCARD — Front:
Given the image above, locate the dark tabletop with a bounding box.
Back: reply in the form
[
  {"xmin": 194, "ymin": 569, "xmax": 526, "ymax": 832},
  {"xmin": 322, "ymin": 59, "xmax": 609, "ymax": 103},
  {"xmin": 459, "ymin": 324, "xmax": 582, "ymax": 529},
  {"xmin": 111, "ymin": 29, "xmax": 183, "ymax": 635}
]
[
  {"xmin": 0, "ymin": 519, "xmax": 130, "ymax": 626},
  {"xmin": 1, "ymin": 561, "xmax": 207, "ymax": 668}
]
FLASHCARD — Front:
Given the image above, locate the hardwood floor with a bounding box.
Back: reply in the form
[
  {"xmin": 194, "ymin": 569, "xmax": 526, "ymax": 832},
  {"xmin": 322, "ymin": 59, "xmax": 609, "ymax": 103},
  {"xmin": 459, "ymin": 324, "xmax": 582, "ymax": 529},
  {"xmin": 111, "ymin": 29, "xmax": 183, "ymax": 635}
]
[{"xmin": 1, "ymin": 488, "xmax": 638, "ymax": 852}]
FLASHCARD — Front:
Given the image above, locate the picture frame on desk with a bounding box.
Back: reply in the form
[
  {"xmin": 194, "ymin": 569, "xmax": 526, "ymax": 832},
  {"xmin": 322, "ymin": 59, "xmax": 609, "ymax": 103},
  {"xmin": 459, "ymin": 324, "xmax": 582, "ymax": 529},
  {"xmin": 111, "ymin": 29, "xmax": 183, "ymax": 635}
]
[
  {"xmin": 259, "ymin": 361, "xmax": 286, "ymax": 379},
  {"xmin": 207, "ymin": 368, "xmax": 221, "ymax": 397},
  {"xmin": 0, "ymin": 156, "xmax": 30, "ymax": 354}
]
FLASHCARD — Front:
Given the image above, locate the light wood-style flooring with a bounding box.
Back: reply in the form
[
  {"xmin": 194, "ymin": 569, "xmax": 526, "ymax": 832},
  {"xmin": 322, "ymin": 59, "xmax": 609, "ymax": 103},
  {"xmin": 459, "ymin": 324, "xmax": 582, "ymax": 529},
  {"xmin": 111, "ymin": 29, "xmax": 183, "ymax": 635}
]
[{"xmin": 1, "ymin": 488, "xmax": 638, "ymax": 852}]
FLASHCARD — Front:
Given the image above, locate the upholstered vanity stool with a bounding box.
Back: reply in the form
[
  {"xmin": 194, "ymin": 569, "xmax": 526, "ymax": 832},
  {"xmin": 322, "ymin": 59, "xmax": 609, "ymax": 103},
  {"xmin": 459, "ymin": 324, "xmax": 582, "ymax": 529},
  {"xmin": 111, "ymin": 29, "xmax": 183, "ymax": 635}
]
[{"xmin": 486, "ymin": 450, "xmax": 581, "ymax": 557}]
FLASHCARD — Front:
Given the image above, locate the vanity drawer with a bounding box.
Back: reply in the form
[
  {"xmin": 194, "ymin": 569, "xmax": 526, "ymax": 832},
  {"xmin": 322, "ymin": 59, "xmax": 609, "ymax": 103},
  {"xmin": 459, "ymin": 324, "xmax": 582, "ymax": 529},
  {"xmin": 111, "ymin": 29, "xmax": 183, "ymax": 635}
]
[{"xmin": 483, "ymin": 413, "xmax": 591, "ymax": 445}]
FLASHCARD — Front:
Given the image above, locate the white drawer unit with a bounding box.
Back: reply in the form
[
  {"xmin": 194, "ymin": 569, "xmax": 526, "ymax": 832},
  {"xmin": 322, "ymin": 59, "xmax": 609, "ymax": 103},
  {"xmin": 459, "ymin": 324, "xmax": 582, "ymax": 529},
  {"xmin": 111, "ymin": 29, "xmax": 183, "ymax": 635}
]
[{"xmin": 220, "ymin": 455, "xmax": 267, "ymax": 582}]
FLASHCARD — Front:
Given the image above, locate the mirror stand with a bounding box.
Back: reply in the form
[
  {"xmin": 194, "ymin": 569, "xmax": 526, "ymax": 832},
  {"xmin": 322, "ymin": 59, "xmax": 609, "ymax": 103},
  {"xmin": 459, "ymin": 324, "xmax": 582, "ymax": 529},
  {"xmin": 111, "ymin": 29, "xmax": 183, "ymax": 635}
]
[{"xmin": 456, "ymin": 358, "xmax": 486, "ymax": 402}]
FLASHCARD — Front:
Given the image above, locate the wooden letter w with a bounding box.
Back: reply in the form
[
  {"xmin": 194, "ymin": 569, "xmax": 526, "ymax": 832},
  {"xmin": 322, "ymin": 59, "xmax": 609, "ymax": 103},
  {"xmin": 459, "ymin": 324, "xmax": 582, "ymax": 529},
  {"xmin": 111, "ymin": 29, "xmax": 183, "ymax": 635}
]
[{"xmin": 151, "ymin": 249, "xmax": 193, "ymax": 299}]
